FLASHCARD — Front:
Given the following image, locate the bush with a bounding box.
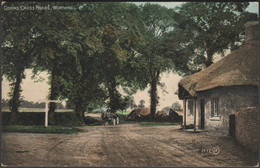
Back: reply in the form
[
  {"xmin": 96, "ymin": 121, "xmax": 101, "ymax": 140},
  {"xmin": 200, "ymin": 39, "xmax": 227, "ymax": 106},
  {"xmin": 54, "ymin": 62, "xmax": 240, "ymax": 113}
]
[
  {"xmin": 84, "ymin": 116, "xmax": 101, "ymax": 126},
  {"xmin": 2, "ymin": 112, "xmax": 45, "ymax": 125}
]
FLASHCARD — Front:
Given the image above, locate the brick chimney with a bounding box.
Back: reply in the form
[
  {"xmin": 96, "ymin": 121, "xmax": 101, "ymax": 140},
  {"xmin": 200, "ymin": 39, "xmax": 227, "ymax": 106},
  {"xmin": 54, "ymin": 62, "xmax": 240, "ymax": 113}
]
[{"xmin": 244, "ymin": 21, "xmax": 258, "ymax": 43}]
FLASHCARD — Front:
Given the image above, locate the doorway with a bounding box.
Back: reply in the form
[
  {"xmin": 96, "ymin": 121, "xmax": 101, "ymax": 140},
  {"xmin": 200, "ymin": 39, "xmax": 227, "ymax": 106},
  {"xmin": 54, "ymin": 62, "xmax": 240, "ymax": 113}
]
[{"xmin": 200, "ymin": 99, "xmax": 205, "ymax": 129}]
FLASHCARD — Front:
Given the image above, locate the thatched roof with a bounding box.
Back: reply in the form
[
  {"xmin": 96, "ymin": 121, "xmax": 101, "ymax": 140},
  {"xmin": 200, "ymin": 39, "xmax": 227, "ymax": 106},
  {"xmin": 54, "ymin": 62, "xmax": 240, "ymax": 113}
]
[
  {"xmin": 178, "ymin": 42, "xmax": 259, "ymax": 99},
  {"xmin": 128, "ymin": 108, "xmax": 150, "ymax": 119}
]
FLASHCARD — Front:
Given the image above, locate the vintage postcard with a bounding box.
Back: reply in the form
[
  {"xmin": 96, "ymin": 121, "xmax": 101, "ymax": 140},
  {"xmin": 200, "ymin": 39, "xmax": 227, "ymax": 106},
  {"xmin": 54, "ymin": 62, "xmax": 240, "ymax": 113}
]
[{"xmin": 1, "ymin": 1, "xmax": 259, "ymax": 167}]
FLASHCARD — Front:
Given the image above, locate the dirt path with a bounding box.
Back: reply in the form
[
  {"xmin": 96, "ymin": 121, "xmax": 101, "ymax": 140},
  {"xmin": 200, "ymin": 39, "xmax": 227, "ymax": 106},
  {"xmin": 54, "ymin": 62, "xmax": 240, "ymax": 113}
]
[{"xmin": 1, "ymin": 123, "xmax": 258, "ymax": 167}]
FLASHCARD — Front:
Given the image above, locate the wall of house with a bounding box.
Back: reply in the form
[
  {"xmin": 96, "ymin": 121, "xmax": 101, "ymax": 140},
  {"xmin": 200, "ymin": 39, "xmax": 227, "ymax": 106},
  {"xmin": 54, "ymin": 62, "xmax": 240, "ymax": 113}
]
[
  {"xmin": 196, "ymin": 85, "xmax": 258, "ymax": 135},
  {"xmin": 185, "ymin": 99, "xmax": 195, "ymax": 126},
  {"xmin": 235, "ymin": 107, "xmax": 258, "ymax": 151}
]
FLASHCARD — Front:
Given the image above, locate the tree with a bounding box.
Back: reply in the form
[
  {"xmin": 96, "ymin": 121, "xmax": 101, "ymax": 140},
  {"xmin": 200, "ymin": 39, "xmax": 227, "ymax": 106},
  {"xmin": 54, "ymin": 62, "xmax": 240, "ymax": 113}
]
[
  {"xmin": 174, "ymin": 2, "xmax": 258, "ymax": 68},
  {"xmin": 28, "ymin": 2, "xmax": 146, "ymax": 123},
  {"xmin": 138, "ymin": 100, "xmax": 145, "ymax": 108},
  {"xmin": 31, "ymin": 7, "xmax": 78, "ymax": 124},
  {"xmin": 31, "ymin": 2, "xmax": 110, "ymax": 123},
  {"xmin": 29, "ymin": 2, "xmax": 107, "ymax": 124},
  {"xmin": 171, "ymin": 101, "xmax": 181, "ymax": 110},
  {"xmin": 137, "ymin": 3, "xmax": 177, "ymax": 117},
  {"xmin": 162, "ymin": 106, "xmax": 171, "ymax": 114},
  {"xmin": 56, "ymin": 6, "xmax": 107, "ymax": 122},
  {"xmin": 128, "ymin": 96, "xmax": 136, "ymax": 110},
  {"xmin": 2, "ymin": 3, "xmax": 37, "ymax": 123},
  {"xmin": 94, "ymin": 2, "xmax": 147, "ymax": 113}
]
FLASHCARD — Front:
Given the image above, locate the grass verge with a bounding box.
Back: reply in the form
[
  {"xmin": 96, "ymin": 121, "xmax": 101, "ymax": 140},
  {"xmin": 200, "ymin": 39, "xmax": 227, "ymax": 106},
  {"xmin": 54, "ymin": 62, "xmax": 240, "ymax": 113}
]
[
  {"xmin": 2, "ymin": 125, "xmax": 83, "ymax": 134},
  {"xmin": 116, "ymin": 110, "xmax": 130, "ymax": 116},
  {"xmin": 138, "ymin": 121, "xmax": 181, "ymax": 126}
]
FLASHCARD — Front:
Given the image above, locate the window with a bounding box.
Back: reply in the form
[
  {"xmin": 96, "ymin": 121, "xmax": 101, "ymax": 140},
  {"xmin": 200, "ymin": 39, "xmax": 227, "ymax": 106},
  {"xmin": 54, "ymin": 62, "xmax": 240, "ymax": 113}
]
[{"xmin": 211, "ymin": 98, "xmax": 220, "ymax": 117}]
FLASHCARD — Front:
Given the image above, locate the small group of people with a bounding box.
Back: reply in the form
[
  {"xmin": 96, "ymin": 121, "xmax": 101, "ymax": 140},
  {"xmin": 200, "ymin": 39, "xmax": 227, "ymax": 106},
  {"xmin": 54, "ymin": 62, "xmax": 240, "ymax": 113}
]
[{"xmin": 101, "ymin": 109, "xmax": 119, "ymax": 126}]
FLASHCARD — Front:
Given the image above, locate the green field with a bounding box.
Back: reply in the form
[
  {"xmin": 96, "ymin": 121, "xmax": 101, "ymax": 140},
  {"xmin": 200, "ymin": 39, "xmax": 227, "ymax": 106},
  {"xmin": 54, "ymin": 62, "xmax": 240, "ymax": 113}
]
[
  {"xmin": 2, "ymin": 107, "xmax": 74, "ymax": 113},
  {"xmin": 116, "ymin": 110, "xmax": 130, "ymax": 116}
]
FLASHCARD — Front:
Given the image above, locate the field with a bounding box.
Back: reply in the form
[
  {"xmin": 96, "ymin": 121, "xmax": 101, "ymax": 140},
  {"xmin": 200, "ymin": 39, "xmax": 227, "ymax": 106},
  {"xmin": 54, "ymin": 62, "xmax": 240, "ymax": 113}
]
[{"xmin": 1, "ymin": 107, "xmax": 74, "ymax": 113}]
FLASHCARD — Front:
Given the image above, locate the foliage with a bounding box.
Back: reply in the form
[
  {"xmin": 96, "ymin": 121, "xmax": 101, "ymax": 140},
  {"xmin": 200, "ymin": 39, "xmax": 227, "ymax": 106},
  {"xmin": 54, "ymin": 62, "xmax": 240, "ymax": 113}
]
[
  {"xmin": 127, "ymin": 96, "xmax": 136, "ymax": 110},
  {"xmin": 138, "ymin": 99, "xmax": 146, "ymax": 108},
  {"xmin": 30, "ymin": 4, "xmax": 84, "ymax": 124},
  {"xmin": 2, "ymin": 2, "xmax": 37, "ymax": 122},
  {"xmin": 162, "ymin": 106, "xmax": 171, "ymax": 114},
  {"xmin": 2, "ymin": 1, "xmax": 256, "ymax": 125},
  {"xmin": 136, "ymin": 3, "xmax": 178, "ymax": 116},
  {"xmin": 94, "ymin": 2, "xmax": 148, "ymax": 113},
  {"xmin": 28, "ymin": 2, "xmax": 108, "ymax": 123},
  {"xmin": 1, "ymin": 99, "xmax": 9, "ymax": 107},
  {"xmin": 173, "ymin": 2, "xmax": 258, "ymax": 69},
  {"xmin": 171, "ymin": 101, "xmax": 181, "ymax": 110}
]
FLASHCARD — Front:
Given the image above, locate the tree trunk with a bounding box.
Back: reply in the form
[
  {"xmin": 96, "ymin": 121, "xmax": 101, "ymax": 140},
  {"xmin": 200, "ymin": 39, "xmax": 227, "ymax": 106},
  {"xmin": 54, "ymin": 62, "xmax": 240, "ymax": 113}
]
[
  {"xmin": 48, "ymin": 67, "xmax": 59, "ymax": 125},
  {"xmin": 150, "ymin": 70, "xmax": 160, "ymax": 118},
  {"xmin": 108, "ymin": 78, "xmax": 117, "ymax": 113},
  {"xmin": 9, "ymin": 69, "xmax": 24, "ymax": 124},
  {"xmin": 75, "ymin": 100, "xmax": 85, "ymax": 124},
  {"xmin": 205, "ymin": 50, "xmax": 214, "ymax": 67}
]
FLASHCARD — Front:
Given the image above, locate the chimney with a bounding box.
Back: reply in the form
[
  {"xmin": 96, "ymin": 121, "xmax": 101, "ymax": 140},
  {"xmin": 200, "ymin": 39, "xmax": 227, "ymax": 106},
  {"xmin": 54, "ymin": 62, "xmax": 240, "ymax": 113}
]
[{"xmin": 244, "ymin": 21, "xmax": 258, "ymax": 43}]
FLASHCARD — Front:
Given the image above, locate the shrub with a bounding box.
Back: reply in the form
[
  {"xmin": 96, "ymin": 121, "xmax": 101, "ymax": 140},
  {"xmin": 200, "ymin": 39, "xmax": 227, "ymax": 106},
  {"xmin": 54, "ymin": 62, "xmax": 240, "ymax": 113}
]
[{"xmin": 84, "ymin": 116, "xmax": 101, "ymax": 126}]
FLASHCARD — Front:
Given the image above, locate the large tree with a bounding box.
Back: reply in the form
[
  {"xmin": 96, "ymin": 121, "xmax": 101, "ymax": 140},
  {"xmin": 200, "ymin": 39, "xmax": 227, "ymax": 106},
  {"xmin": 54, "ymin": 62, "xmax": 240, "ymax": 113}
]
[
  {"xmin": 137, "ymin": 3, "xmax": 177, "ymax": 117},
  {"xmin": 174, "ymin": 2, "xmax": 258, "ymax": 68},
  {"xmin": 30, "ymin": 8, "xmax": 77, "ymax": 124},
  {"xmin": 94, "ymin": 2, "xmax": 148, "ymax": 113},
  {"xmin": 2, "ymin": 4, "xmax": 36, "ymax": 123},
  {"xmin": 56, "ymin": 4, "xmax": 107, "ymax": 122}
]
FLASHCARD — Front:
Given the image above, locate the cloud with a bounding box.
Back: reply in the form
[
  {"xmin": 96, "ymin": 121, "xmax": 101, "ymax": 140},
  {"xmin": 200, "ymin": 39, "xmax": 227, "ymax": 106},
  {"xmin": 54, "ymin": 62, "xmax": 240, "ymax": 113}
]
[
  {"xmin": 131, "ymin": 2, "xmax": 183, "ymax": 9},
  {"xmin": 154, "ymin": 2, "xmax": 184, "ymax": 9}
]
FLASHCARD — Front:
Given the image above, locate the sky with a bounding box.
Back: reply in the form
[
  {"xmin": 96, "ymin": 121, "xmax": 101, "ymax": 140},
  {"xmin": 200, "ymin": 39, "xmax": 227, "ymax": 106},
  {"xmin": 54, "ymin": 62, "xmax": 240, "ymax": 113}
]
[
  {"xmin": 1, "ymin": 2, "xmax": 259, "ymax": 110},
  {"xmin": 133, "ymin": 1, "xmax": 258, "ymax": 13}
]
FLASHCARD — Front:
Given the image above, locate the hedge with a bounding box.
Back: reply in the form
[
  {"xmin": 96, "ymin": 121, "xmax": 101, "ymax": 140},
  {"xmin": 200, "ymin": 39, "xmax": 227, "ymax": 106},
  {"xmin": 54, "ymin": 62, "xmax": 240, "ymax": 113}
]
[{"xmin": 2, "ymin": 112, "xmax": 84, "ymax": 126}]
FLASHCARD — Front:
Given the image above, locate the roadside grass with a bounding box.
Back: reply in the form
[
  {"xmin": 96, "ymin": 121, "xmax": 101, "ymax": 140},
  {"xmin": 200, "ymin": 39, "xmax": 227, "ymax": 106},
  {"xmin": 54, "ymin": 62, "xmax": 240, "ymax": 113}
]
[
  {"xmin": 116, "ymin": 110, "xmax": 130, "ymax": 116},
  {"xmin": 2, "ymin": 125, "xmax": 83, "ymax": 134},
  {"xmin": 138, "ymin": 121, "xmax": 181, "ymax": 126}
]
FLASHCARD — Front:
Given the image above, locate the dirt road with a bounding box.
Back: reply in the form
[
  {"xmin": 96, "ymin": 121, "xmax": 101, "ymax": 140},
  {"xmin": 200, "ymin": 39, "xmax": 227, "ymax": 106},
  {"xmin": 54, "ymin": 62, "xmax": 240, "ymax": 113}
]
[{"xmin": 1, "ymin": 123, "xmax": 258, "ymax": 167}]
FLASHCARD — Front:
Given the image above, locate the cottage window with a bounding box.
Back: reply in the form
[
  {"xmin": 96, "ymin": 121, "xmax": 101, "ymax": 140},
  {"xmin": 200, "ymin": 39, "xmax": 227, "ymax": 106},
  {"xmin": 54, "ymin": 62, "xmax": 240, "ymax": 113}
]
[{"xmin": 211, "ymin": 98, "xmax": 220, "ymax": 117}]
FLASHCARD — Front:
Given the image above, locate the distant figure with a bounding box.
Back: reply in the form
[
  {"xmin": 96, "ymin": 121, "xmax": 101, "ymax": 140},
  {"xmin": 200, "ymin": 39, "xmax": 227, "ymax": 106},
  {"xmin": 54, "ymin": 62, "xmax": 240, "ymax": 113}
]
[{"xmin": 101, "ymin": 108, "xmax": 119, "ymax": 125}]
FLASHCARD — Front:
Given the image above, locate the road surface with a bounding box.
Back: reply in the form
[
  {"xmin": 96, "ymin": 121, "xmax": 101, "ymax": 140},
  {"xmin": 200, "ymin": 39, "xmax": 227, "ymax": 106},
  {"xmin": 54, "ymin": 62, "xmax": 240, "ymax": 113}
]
[{"xmin": 1, "ymin": 123, "xmax": 258, "ymax": 167}]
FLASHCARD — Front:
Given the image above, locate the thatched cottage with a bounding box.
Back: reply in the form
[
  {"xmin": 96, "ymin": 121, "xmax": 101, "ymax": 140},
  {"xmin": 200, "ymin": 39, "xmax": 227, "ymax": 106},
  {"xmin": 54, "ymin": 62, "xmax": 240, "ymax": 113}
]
[{"xmin": 177, "ymin": 21, "xmax": 259, "ymax": 135}]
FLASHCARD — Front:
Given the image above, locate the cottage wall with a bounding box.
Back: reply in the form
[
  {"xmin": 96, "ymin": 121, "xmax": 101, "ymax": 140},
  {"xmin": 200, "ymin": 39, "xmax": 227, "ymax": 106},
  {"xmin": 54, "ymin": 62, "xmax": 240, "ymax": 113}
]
[
  {"xmin": 235, "ymin": 107, "xmax": 258, "ymax": 151},
  {"xmin": 185, "ymin": 99, "xmax": 195, "ymax": 126},
  {"xmin": 196, "ymin": 85, "xmax": 258, "ymax": 135}
]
